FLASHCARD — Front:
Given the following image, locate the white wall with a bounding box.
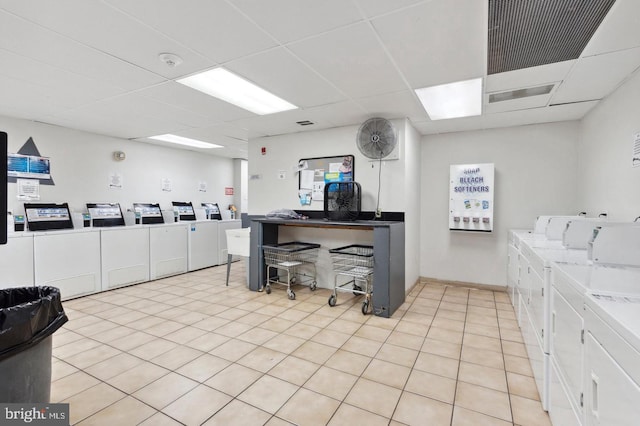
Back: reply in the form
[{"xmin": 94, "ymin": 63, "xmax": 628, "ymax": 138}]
[
  {"xmin": 403, "ymin": 120, "xmax": 421, "ymax": 289},
  {"xmin": 232, "ymin": 158, "xmax": 248, "ymax": 215},
  {"xmin": 2, "ymin": 115, "xmax": 235, "ymax": 216},
  {"xmin": 421, "ymin": 122, "xmax": 580, "ymax": 286},
  {"xmin": 248, "ymin": 119, "xmax": 420, "ymax": 292},
  {"xmin": 247, "ymin": 120, "xmax": 408, "ymax": 214},
  {"xmin": 578, "ymin": 70, "xmax": 640, "ymax": 221}
]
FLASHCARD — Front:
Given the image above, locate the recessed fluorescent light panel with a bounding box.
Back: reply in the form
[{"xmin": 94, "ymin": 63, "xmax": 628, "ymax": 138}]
[
  {"xmin": 177, "ymin": 68, "xmax": 297, "ymax": 115},
  {"xmin": 415, "ymin": 78, "xmax": 482, "ymax": 120},
  {"xmin": 149, "ymin": 134, "xmax": 222, "ymax": 149}
]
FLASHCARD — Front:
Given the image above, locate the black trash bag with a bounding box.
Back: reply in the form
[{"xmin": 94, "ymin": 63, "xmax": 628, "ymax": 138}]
[{"xmin": 0, "ymin": 286, "xmax": 68, "ymax": 362}]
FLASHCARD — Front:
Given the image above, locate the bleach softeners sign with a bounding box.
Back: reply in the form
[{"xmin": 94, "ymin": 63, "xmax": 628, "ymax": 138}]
[{"xmin": 449, "ymin": 163, "xmax": 494, "ymax": 232}]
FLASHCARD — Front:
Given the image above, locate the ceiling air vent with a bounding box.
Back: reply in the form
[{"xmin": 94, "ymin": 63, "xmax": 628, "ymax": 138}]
[
  {"xmin": 488, "ymin": 0, "xmax": 617, "ymax": 74},
  {"xmin": 296, "ymin": 120, "xmax": 314, "ymax": 126},
  {"xmin": 489, "ymin": 84, "xmax": 555, "ymax": 103}
]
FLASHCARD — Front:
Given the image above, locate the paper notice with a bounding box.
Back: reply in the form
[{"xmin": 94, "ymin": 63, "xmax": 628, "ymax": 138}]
[
  {"xmin": 162, "ymin": 178, "xmax": 172, "ymax": 192},
  {"xmin": 329, "ymin": 162, "xmax": 341, "ymax": 172},
  {"xmin": 17, "ymin": 179, "xmax": 40, "ymax": 200},
  {"xmin": 300, "ymin": 169, "xmax": 315, "ymax": 190},
  {"xmin": 109, "ymin": 173, "xmax": 123, "ymax": 189},
  {"xmin": 312, "ymin": 181, "xmax": 325, "ymax": 202}
]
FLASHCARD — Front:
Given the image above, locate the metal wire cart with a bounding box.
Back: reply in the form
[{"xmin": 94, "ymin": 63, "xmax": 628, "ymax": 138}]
[
  {"xmin": 328, "ymin": 244, "xmax": 374, "ymax": 315},
  {"xmin": 262, "ymin": 242, "xmax": 320, "ymax": 300}
]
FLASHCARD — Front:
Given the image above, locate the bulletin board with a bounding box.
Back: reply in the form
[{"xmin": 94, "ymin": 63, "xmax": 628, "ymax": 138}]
[
  {"xmin": 297, "ymin": 155, "xmax": 354, "ymax": 205},
  {"xmin": 449, "ymin": 163, "xmax": 494, "ymax": 232}
]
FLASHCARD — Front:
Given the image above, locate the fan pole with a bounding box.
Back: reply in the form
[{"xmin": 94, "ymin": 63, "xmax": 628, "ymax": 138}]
[{"xmin": 375, "ymin": 158, "xmax": 382, "ymax": 219}]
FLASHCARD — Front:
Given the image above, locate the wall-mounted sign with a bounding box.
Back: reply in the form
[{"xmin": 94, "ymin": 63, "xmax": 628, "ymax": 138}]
[
  {"xmin": 161, "ymin": 178, "xmax": 172, "ymax": 192},
  {"xmin": 8, "ymin": 137, "xmax": 55, "ymax": 186},
  {"xmin": 298, "ymin": 155, "xmax": 354, "ymax": 203},
  {"xmin": 449, "ymin": 163, "xmax": 494, "ymax": 232},
  {"xmin": 225, "ymin": 187, "xmax": 234, "ymax": 195},
  {"xmin": 17, "ymin": 178, "xmax": 40, "ymax": 200},
  {"xmin": 109, "ymin": 172, "xmax": 123, "ymax": 189}
]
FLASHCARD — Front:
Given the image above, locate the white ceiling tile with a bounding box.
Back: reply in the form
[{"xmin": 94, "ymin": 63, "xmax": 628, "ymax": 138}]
[
  {"xmin": 229, "ymin": 100, "xmax": 371, "ymax": 136},
  {"xmin": 0, "ymin": 0, "xmax": 632, "ymax": 147},
  {"xmin": 81, "ymin": 93, "xmax": 217, "ymax": 131},
  {"xmin": 198, "ymin": 123, "xmax": 266, "ymax": 141},
  {"xmin": 353, "ymin": 0, "xmax": 425, "ymax": 18},
  {"xmin": 481, "ymin": 102, "xmax": 598, "ymax": 129},
  {"xmin": 229, "ymin": 108, "xmax": 337, "ymax": 137},
  {"xmin": 288, "ymin": 23, "xmax": 407, "ymax": 99},
  {"xmin": 416, "ymin": 101, "xmax": 598, "ymax": 135},
  {"xmin": 485, "ymin": 61, "xmax": 575, "ymax": 93},
  {"xmin": 0, "ymin": 49, "xmax": 128, "ymax": 108},
  {"xmin": 104, "ymin": 0, "xmax": 277, "ymax": 63},
  {"xmin": 46, "ymin": 107, "xmax": 190, "ymax": 140},
  {"xmin": 582, "ymin": 0, "xmax": 640, "ymax": 56},
  {"xmin": 413, "ymin": 115, "xmax": 485, "ymax": 135},
  {"xmin": 551, "ymin": 47, "xmax": 640, "ymax": 104},
  {"xmin": 170, "ymin": 129, "xmax": 248, "ymax": 148},
  {"xmin": 136, "ymin": 82, "xmax": 256, "ymax": 123},
  {"xmin": 0, "ymin": 76, "xmax": 74, "ymax": 119},
  {"xmin": 225, "ymin": 47, "xmax": 346, "ymax": 108},
  {"xmin": 232, "ymin": 0, "xmax": 362, "ymax": 44},
  {"xmin": 372, "ymin": 0, "xmax": 486, "ymax": 89},
  {"xmin": 0, "ymin": 10, "xmax": 163, "ymax": 91},
  {"xmin": 0, "ymin": 0, "xmax": 214, "ymax": 78},
  {"xmin": 354, "ymin": 90, "xmax": 427, "ymax": 123},
  {"xmin": 303, "ymin": 101, "xmax": 370, "ymax": 128}
]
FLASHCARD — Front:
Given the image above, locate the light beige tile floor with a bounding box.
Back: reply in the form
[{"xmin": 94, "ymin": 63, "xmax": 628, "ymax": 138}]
[{"xmin": 52, "ymin": 264, "xmax": 551, "ymax": 425}]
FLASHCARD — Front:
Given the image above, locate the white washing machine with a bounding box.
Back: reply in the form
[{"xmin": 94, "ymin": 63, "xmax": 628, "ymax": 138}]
[
  {"xmin": 550, "ymin": 262, "xmax": 590, "ymax": 423},
  {"xmin": 582, "ymin": 266, "xmax": 640, "ymax": 426}
]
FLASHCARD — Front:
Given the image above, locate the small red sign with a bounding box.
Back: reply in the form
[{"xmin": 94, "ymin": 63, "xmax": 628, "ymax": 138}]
[{"xmin": 225, "ymin": 187, "xmax": 234, "ymax": 195}]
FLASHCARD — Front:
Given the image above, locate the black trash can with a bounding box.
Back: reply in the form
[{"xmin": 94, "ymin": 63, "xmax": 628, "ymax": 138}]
[{"xmin": 0, "ymin": 286, "xmax": 68, "ymax": 403}]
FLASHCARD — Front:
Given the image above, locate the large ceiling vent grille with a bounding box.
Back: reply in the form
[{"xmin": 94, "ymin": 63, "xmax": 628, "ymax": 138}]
[{"xmin": 488, "ymin": 0, "xmax": 616, "ymax": 74}]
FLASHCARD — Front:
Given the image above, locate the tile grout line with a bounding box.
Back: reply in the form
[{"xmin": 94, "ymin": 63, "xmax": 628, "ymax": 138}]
[{"xmin": 55, "ymin": 270, "xmax": 542, "ymax": 425}]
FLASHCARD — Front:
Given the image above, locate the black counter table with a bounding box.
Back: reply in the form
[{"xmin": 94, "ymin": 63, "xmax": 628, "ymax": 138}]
[{"xmin": 249, "ymin": 217, "xmax": 405, "ymax": 318}]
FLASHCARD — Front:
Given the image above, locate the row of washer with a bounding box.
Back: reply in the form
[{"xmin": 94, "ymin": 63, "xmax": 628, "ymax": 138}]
[{"xmin": 507, "ymin": 216, "xmax": 640, "ymax": 426}]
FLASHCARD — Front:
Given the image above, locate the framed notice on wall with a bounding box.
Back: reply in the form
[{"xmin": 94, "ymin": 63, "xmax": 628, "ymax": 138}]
[
  {"xmin": 298, "ymin": 155, "xmax": 354, "ymax": 204},
  {"xmin": 449, "ymin": 163, "xmax": 494, "ymax": 232}
]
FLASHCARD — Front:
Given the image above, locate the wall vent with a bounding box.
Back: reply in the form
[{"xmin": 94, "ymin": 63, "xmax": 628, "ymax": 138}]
[
  {"xmin": 488, "ymin": 0, "xmax": 616, "ymax": 74},
  {"xmin": 489, "ymin": 84, "xmax": 555, "ymax": 103}
]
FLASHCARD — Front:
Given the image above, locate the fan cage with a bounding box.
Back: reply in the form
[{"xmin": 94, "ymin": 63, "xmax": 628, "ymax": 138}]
[
  {"xmin": 323, "ymin": 181, "xmax": 362, "ymax": 221},
  {"xmin": 357, "ymin": 117, "xmax": 397, "ymax": 160}
]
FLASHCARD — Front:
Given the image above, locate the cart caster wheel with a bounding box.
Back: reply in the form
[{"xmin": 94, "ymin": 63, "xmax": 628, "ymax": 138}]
[
  {"xmin": 265, "ymin": 285, "xmax": 271, "ymax": 295},
  {"xmin": 361, "ymin": 300, "xmax": 369, "ymax": 315},
  {"xmin": 310, "ymin": 281, "xmax": 317, "ymax": 291},
  {"xmin": 353, "ymin": 284, "xmax": 362, "ymax": 292},
  {"xmin": 290, "ymin": 276, "xmax": 297, "ymax": 284},
  {"xmin": 328, "ymin": 294, "xmax": 337, "ymax": 307},
  {"xmin": 287, "ymin": 290, "xmax": 296, "ymax": 300}
]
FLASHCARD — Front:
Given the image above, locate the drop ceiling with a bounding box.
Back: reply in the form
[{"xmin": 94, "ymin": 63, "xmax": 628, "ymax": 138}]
[{"xmin": 0, "ymin": 0, "xmax": 638, "ymax": 159}]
